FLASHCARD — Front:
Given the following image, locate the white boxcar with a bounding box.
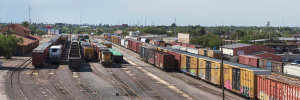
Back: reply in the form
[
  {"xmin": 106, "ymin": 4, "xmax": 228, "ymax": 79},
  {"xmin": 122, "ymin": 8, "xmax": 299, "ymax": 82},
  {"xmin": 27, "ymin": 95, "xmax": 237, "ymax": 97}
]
[
  {"xmin": 187, "ymin": 47, "xmax": 198, "ymax": 55},
  {"xmin": 284, "ymin": 63, "xmax": 300, "ymax": 77}
]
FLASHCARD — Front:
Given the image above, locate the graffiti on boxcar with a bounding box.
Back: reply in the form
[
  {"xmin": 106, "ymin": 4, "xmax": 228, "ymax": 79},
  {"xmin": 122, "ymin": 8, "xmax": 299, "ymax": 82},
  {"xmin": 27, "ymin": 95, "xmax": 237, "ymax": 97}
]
[
  {"xmin": 190, "ymin": 69, "xmax": 196, "ymax": 76},
  {"xmin": 258, "ymin": 92, "xmax": 269, "ymax": 100},
  {"xmin": 284, "ymin": 85, "xmax": 300, "ymax": 99},
  {"xmin": 198, "ymin": 72, "xmax": 205, "ymax": 80},
  {"xmin": 240, "ymin": 86, "xmax": 250, "ymax": 97},
  {"xmin": 224, "ymin": 80, "xmax": 232, "ymax": 90}
]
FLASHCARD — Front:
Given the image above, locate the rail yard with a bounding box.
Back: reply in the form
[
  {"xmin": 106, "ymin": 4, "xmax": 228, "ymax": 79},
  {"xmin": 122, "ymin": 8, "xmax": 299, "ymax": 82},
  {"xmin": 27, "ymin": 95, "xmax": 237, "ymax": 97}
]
[{"xmin": 0, "ymin": 32, "xmax": 299, "ymax": 100}]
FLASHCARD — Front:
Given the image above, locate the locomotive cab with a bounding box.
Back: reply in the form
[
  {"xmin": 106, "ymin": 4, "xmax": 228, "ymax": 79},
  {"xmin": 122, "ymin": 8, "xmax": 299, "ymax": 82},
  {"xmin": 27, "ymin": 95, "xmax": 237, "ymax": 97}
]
[{"xmin": 49, "ymin": 45, "xmax": 62, "ymax": 64}]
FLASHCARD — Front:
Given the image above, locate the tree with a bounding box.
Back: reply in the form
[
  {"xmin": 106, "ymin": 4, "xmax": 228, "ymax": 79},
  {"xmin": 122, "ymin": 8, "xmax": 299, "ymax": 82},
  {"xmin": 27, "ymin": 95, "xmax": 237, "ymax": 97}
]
[
  {"xmin": 21, "ymin": 21, "xmax": 30, "ymax": 28},
  {"xmin": 171, "ymin": 23, "xmax": 177, "ymax": 27},
  {"xmin": 0, "ymin": 34, "xmax": 23, "ymax": 59},
  {"xmin": 95, "ymin": 28, "xmax": 104, "ymax": 35},
  {"xmin": 239, "ymin": 36, "xmax": 253, "ymax": 44}
]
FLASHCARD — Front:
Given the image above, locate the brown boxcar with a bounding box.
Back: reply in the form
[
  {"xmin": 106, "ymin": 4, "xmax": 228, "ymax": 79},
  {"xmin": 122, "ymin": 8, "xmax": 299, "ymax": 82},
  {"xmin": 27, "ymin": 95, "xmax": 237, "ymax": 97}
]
[
  {"xmin": 136, "ymin": 42, "xmax": 142, "ymax": 53},
  {"xmin": 182, "ymin": 43, "xmax": 188, "ymax": 47},
  {"xmin": 175, "ymin": 42, "xmax": 182, "ymax": 46},
  {"xmin": 257, "ymin": 74, "xmax": 300, "ymax": 100},
  {"xmin": 132, "ymin": 40, "xmax": 137, "ymax": 52},
  {"xmin": 158, "ymin": 52, "xmax": 175, "ymax": 70},
  {"xmin": 128, "ymin": 39, "xmax": 132, "ymax": 50},
  {"xmin": 155, "ymin": 51, "xmax": 161, "ymax": 67},
  {"xmin": 32, "ymin": 42, "xmax": 52, "ymax": 68},
  {"xmin": 239, "ymin": 55, "xmax": 260, "ymax": 67},
  {"xmin": 167, "ymin": 49, "xmax": 182, "ymax": 70},
  {"xmin": 259, "ymin": 59, "xmax": 283, "ymax": 73}
]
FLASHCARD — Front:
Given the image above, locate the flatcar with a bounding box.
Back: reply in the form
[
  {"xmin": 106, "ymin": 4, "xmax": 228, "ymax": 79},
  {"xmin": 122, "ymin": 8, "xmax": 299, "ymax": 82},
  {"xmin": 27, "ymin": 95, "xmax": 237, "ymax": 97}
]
[{"xmin": 69, "ymin": 40, "xmax": 81, "ymax": 71}]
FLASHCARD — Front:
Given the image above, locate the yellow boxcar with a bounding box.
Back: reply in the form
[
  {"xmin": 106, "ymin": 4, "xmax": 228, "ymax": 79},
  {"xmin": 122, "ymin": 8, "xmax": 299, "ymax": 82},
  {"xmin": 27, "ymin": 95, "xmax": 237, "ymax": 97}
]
[
  {"xmin": 223, "ymin": 62, "xmax": 271, "ymax": 98},
  {"xmin": 198, "ymin": 58, "xmax": 206, "ymax": 80},
  {"xmin": 180, "ymin": 53, "xmax": 187, "ymax": 73},
  {"xmin": 100, "ymin": 51, "xmax": 112, "ymax": 64},
  {"xmin": 197, "ymin": 56, "xmax": 221, "ymax": 84},
  {"xmin": 157, "ymin": 47, "xmax": 164, "ymax": 52},
  {"xmin": 198, "ymin": 48, "xmax": 205, "ymax": 56},
  {"xmin": 163, "ymin": 48, "xmax": 168, "ymax": 53},
  {"xmin": 207, "ymin": 50, "xmax": 222, "ymax": 59},
  {"xmin": 83, "ymin": 47, "xmax": 94, "ymax": 60},
  {"xmin": 102, "ymin": 41, "xmax": 112, "ymax": 48},
  {"xmin": 189, "ymin": 54, "xmax": 198, "ymax": 77}
]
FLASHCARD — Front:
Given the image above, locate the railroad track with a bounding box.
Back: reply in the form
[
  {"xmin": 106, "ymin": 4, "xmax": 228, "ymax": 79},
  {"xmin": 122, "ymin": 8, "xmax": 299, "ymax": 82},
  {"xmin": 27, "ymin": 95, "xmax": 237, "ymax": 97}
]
[
  {"xmin": 29, "ymin": 68, "xmax": 57, "ymax": 100},
  {"xmin": 47, "ymin": 65, "xmax": 76, "ymax": 100},
  {"xmin": 169, "ymin": 72, "xmax": 242, "ymax": 100},
  {"xmin": 90, "ymin": 63, "xmax": 142, "ymax": 100},
  {"xmin": 72, "ymin": 71, "xmax": 103, "ymax": 100},
  {"xmin": 9, "ymin": 58, "xmax": 32, "ymax": 100}
]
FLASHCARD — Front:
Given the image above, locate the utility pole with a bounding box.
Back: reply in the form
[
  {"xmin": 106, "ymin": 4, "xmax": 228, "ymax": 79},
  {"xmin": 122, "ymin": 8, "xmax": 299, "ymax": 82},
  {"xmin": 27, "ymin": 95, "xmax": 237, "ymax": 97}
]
[
  {"xmin": 219, "ymin": 27, "xmax": 225, "ymax": 100},
  {"xmin": 29, "ymin": 6, "xmax": 32, "ymax": 24}
]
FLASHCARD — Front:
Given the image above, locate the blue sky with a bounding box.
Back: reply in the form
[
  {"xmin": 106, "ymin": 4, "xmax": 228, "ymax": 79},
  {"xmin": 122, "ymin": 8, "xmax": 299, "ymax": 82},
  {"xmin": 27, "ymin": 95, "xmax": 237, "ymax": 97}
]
[{"xmin": 0, "ymin": 0, "xmax": 299, "ymax": 26}]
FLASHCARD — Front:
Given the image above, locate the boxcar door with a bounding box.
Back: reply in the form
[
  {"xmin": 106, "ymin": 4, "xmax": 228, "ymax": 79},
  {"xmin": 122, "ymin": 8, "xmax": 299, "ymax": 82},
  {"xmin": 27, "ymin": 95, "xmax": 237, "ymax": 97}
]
[
  {"xmin": 205, "ymin": 61, "xmax": 211, "ymax": 81},
  {"xmin": 186, "ymin": 56, "xmax": 191, "ymax": 73},
  {"xmin": 232, "ymin": 68, "xmax": 240, "ymax": 91},
  {"xmin": 204, "ymin": 50, "xmax": 208, "ymax": 56}
]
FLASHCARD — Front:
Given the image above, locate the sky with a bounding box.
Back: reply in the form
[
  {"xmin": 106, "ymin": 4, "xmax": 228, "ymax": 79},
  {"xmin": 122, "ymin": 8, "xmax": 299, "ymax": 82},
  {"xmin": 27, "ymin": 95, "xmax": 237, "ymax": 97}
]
[{"xmin": 0, "ymin": 0, "xmax": 300, "ymax": 26}]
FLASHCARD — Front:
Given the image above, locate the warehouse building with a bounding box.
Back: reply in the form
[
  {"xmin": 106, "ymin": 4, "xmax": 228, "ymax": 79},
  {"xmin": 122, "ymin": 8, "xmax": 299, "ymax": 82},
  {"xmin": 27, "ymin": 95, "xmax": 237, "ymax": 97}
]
[
  {"xmin": 0, "ymin": 24, "xmax": 41, "ymax": 55},
  {"xmin": 222, "ymin": 43, "xmax": 275, "ymax": 56}
]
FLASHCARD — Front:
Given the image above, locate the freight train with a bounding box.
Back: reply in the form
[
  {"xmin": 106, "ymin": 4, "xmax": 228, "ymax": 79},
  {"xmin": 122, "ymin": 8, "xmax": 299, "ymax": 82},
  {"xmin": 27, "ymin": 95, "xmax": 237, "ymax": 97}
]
[
  {"xmin": 32, "ymin": 34, "xmax": 68, "ymax": 67},
  {"xmin": 104, "ymin": 34, "xmax": 300, "ymax": 99}
]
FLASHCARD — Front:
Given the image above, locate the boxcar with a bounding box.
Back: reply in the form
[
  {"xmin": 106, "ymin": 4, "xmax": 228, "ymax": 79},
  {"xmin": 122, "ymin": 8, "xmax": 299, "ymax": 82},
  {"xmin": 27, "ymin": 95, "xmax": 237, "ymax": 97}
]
[
  {"xmin": 167, "ymin": 49, "xmax": 183, "ymax": 70},
  {"xmin": 259, "ymin": 58, "xmax": 283, "ymax": 73},
  {"xmin": 180, "ymin": 52, "xmax": 198, "ymax": 75},
  {"xmin": 132, "ymin": 40, "xmax": 137, "ymax": 52},
  {"xmin": 81, "ymin": 42, "xmax": 94, "ymax": 61},
  {"xmin": 157, "ymin": 52, "xmax": 175, "ymax": 70},
  {"xmin": 102, "ymin": 41, "xmax": 112, "ymax": 48},
  {"xmin": 257, "ymin": 73, "xmax": 300, "ymax": 100},
  {"xmin": 100, "ymin": 51, "xmax": 112, "ymax": 66},
  {"xmin": 239, "ymin": 55, "xmax": 260, "ymax": 67},
  {"xmin": 108, "ymin": 48, "xmax": 123, "ymax": 63},
  {"xmin": 32, "ymin": 42, "xmax": 52, "ymax": 68},
  {"xmin": 140, "ymin": 46, "xmax": 155, "ymax": 61},
  {"xmin": 147, "ymin": 49, "xmax": 157, "ymax": 65},
  {"xmin": 136, "ymin": 41, "xmax": 142, "ymax": 53}
]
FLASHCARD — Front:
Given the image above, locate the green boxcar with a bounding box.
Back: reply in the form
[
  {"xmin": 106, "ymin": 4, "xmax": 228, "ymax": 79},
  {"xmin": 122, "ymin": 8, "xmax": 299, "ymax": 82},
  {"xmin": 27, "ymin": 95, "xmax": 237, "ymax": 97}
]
[{"xmin": 108, "ymin": 48, "xmax": 123, "ymax": 63}]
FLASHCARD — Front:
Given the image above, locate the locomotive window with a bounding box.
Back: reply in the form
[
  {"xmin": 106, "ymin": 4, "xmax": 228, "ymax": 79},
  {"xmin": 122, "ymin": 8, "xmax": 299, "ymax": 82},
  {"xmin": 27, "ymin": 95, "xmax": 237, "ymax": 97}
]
[{"xmin": 52, "ymin": 49, "xmax": 58, "ymax": 52}]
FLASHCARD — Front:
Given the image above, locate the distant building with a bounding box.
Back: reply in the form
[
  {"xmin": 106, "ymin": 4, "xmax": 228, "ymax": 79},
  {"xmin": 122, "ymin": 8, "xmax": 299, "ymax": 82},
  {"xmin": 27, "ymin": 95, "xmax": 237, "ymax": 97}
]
[
  {"xmin": 129, "ymin": 31, "xmax": 141, "ymax": 37},
  {"xmin": 222, "ymin": 43, "xmax": 275, "ymax": 56},
  {"xmin": 122, "ymin": 24, "xmax": 129, "ymax": 27},
  {"xmin": 266, "ymin": 21, "xmax": 270, "ymax": 27},
  {"xmin": 0, "ymin": 24, "xmax": 41, "ymax": 54},
  {"xmin": 55, "ymin": 23, "xmax": 64, "ymax": 26}
]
